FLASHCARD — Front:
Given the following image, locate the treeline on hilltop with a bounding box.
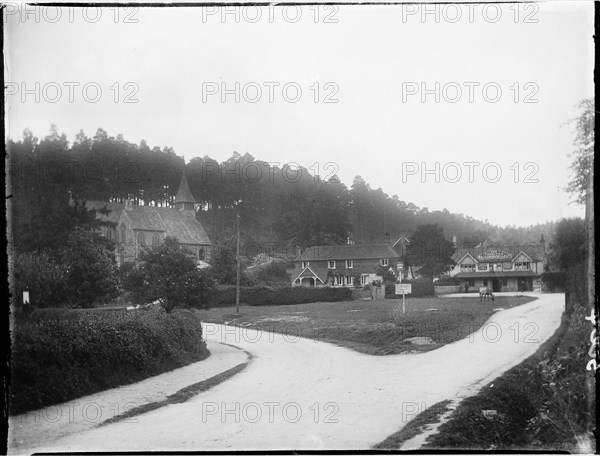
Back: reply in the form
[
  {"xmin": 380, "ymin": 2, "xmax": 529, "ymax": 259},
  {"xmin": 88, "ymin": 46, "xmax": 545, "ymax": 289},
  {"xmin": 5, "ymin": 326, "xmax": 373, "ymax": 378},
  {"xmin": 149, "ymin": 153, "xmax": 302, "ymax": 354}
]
[{"xmin": 8, "ymin": 125, "xmax": 553, "ymax": 253}]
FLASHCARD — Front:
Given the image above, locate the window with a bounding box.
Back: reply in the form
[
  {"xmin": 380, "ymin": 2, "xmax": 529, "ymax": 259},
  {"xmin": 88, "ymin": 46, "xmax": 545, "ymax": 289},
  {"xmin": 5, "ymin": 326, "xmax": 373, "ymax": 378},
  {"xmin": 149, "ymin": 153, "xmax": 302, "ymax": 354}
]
[
  {"xmin": 137, "ymin": 232, "xmax": 146, "ymax": 245},
  {"xmin": 107, "ymin": 228, "xmax": 114, "ymax": 241},
  {"xmin": 460, "ymin": 264, "xmax": 475, "ymax": 273},
  {"xmin": 514, "ymin": 262, "xmax": 531, "ymax": 271},
  {"xmin": 336, "ymin": 276, "xmax": 343, "ymax": 286},
  {"xmin": 380, "ymin": 258, "xmax": 389, "ymax": 266},
  {"xmin": 346, "ymin": 275, "xmax": 353, "ymax": 286},
  {"xmin": 302, "ymin": 261, "xmax": 309, "ymax": 269},
  {"xmin": 121, "ymin": 226, "xmax": 127, "ymax": 243},
  {"xmin": 502, "ymin": 278, "xmax": 508, "ymax": 286},
  {"xmin": 483, "ymin": 278, "xmax": 488, "ymax": 286},
  {"xmin": 361, "ymin": 274, "xmax": 369, "ymax": 285},
  {"xmin": 198, "ymin": 248, "xmax": 205, "ymax": 260},
  {"xmin": 328, "ymin": 260, "xmax": 336, "ymax": 269},
  {"xmin": 346, "ymin": 259, "xmax": 353, "ymax": 269},
  {"xmin": 152, "ymin": 233, "xmax": 160, "ymax": 246}
]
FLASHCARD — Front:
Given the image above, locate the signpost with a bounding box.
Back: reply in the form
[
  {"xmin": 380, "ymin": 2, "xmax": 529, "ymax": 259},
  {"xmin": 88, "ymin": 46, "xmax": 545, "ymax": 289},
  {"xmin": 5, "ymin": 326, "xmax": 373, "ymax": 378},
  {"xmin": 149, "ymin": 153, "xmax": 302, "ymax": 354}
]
[{"xmin": 395, "ymin": 283, "xmax": 412, "ymax": 314}]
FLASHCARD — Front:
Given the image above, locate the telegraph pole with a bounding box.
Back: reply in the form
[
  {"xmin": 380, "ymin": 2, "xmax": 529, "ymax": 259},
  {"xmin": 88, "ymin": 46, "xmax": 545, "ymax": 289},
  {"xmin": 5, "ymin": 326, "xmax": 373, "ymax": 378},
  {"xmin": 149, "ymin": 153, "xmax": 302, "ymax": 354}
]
[{"xmin": 235, "ymin": 211, "xmax": 241, "ymax": 316}]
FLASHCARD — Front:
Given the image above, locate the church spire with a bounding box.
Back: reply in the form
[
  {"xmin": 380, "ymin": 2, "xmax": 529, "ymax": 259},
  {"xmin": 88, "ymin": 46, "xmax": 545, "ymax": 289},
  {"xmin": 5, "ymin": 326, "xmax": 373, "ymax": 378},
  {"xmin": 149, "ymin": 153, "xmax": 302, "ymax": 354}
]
[{"xmin": 172, "ymin": 173, "xmax": 196, "ymax": 215}]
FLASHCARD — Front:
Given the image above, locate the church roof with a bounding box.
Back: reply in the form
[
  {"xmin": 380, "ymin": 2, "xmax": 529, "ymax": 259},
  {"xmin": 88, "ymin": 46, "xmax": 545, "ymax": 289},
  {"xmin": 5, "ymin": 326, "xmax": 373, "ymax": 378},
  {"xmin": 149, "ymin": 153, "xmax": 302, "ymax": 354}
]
[
  {"xmin": 121, "ymin": 206, "xmax": 211, "ymax": 245},
  {"xmin": 173, "ymin": 173, "xmax": 196, "ymax": 205}
]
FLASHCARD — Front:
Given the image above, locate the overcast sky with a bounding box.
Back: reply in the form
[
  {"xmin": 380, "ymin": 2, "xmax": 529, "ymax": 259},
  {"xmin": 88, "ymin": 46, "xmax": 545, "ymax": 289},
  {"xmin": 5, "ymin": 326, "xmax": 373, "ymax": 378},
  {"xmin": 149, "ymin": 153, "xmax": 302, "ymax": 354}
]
[{"xmin": 4, "ymin": 2, "xmax": 594, "ymax": 226}]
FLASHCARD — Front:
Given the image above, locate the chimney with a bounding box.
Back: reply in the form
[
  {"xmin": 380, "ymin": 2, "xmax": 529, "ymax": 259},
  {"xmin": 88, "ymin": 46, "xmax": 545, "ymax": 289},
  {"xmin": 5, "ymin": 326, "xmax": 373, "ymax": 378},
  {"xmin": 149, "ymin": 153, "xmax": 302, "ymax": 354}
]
[
  {"xmin": 385, "ymin": 232, "xmax": 390, "ymax": 245},
  {"xmin": 125, "ymin": 199, "xmax": 133, "ymax": 211}
]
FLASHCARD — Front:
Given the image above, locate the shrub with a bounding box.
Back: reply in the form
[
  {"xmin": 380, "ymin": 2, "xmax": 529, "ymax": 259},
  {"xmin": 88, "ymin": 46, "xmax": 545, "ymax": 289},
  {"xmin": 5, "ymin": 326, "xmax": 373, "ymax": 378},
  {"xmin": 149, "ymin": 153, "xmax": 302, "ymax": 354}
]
[
  {"xmin": 11, "ymin": 251, "xmax": 69, "ymax": 308},
  {"xmin": 214, "ymin": 285, "xmax": 352, "ymax": 306},
  {"xmin": 122, "ymin": 238, "xmax": 216, "ymax": 312},
  {"xmin": 10, "ymin": 306, "xmax": 209, "ymax": 415}
]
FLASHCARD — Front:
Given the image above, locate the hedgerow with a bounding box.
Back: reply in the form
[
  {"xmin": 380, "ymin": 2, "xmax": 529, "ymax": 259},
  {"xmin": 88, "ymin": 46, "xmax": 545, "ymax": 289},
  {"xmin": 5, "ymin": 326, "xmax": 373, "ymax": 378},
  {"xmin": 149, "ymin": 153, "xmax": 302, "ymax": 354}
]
[
  {"xmin": 214, "ymin": 285, "xmax": 352, "ymax": 306},
  {"xmin": 10, "ymin": 306, "xmax": 209, "ymax": 415}
]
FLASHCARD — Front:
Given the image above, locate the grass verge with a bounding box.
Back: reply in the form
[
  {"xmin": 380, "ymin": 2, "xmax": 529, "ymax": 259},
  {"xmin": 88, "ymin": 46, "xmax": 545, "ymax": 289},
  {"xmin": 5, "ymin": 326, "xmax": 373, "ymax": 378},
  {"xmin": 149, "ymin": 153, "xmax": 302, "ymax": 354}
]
[{"xmin": 197, "ymin": 295, "xmax": 535, "ymax": 355}]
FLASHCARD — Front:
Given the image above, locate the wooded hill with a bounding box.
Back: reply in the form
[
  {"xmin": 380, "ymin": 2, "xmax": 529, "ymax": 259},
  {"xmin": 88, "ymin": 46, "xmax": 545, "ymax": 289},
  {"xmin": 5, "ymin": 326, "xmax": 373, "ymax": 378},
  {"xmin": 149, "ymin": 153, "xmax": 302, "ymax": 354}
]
[{"xmin": 8, "ymin": 126, "xmax": 553, "ymax": 254}]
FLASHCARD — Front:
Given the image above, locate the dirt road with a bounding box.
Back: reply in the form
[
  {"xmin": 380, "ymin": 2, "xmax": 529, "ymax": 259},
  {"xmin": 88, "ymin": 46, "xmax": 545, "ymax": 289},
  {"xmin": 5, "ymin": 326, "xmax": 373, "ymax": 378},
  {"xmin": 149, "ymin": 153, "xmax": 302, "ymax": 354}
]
[{"xmin": 16, "ymin": 294, "xmax": 564, "ymax": 453}]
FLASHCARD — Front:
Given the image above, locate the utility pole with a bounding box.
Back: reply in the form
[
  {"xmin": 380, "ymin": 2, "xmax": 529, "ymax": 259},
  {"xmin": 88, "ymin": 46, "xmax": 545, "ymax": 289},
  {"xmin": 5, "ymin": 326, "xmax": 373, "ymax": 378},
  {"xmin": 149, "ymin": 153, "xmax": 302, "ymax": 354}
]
[{"xmin": 235, "ymin": 211, "xmax": 241, "ymax": 316}]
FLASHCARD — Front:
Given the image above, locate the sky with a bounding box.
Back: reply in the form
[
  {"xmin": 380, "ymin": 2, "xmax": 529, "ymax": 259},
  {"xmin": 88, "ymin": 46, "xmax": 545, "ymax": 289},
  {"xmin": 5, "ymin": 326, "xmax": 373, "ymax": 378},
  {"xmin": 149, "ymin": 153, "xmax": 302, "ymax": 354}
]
[{"xmin": 4, "ymin": 2, "xmax": 594, "ymax": 227}]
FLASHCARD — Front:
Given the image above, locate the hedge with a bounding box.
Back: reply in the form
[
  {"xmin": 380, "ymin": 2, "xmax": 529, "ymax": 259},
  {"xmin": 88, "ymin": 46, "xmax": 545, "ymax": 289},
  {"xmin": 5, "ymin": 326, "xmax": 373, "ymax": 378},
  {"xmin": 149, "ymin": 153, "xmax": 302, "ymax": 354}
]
[
  {"xmin": 385, "ymin": 279, "xmax": 435, "ymax": 298},
  {"xmin": 10, "ymin": 306, "xmax": 209, "ymax": 415},
  {"xmin": 214, "ymin": 285, "xmax": 352, "ymax": 306}
]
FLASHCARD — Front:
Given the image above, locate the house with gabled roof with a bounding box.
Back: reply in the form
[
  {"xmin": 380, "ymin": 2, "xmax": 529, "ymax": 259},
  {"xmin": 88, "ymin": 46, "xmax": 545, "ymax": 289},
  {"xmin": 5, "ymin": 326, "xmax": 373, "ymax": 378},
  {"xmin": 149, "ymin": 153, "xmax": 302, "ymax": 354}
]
[
  {"xmin": 448, "ymin": 237, "xmax": 547, "ymax": 292},
  {"xmin": 85, "ymin": 173, "xmax": 212, "ymax": 265},
  {"xmin": 291, "ymin": 241, "xmax": 400, "ymax": 287}
]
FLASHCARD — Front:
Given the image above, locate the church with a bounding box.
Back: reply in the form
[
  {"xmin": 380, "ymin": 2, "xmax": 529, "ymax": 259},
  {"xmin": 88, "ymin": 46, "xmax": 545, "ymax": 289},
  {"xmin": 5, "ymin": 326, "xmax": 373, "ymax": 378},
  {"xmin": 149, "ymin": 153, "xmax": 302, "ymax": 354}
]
[{"xmin": 85, "ymin": 173, "xmax": 213, "ymax": 265}]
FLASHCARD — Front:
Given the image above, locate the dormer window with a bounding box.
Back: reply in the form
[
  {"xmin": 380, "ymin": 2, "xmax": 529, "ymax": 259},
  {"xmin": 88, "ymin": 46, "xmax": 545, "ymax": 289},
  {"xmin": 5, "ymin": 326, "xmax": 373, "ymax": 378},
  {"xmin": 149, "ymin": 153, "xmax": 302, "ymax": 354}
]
[
  {"xmin": 328, "ymin": 260, "xmax": 336, "ymax": 269},
  {"xmin": 346, "ymin": 260, "xmax": 353, "ymax": 269},
  {"xmin": 514, "ymin": 261, "xmax": 531, "ymax": 271},
  {"xmin": 302, "ymin": 261, "xmax": 310, "ymax": 268},
  {"xmin": 460, "ymin": 264, "xmax": 476, "ymax": 273},
  {"xmin": 380, "ymin": 258, "xmax": 389, "ymax": 266}
]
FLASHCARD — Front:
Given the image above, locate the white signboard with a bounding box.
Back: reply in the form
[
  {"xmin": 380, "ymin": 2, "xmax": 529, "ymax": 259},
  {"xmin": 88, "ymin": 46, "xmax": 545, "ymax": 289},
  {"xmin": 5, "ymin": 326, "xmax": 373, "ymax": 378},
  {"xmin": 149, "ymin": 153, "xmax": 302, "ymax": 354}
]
[
  {"xmin": 395, "ymin": 284, "xmax": 412, "ymax": 295},
  {"xmin": 23, "ymin": 291, "xmax": 30, "ymax": 305}
]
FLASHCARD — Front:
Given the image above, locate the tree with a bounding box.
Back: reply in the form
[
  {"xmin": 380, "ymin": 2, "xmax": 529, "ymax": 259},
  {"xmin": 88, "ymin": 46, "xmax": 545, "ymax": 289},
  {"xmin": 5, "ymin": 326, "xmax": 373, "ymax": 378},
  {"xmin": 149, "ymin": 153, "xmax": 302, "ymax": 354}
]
[
  {"xmin": 407, "ymin": 224, "xmax": 456, "ymax": 280},
  {"xmin": 208, "ymin": 238, "xmax": 251, "ymax": 285},
  {"xmin": 58, "ymin": 228, "xmax": 121, "ymax": 308},
  {"xmin": 565, "ymin": 98, "xmax": 594, "ymax": 205},
  {"xmin": 548, "ymin": 218, "xmax": 587, "ymax": 272},
  {"xmin": 124, "ymin": 237, "xmax": 215, "ymax": 312}
]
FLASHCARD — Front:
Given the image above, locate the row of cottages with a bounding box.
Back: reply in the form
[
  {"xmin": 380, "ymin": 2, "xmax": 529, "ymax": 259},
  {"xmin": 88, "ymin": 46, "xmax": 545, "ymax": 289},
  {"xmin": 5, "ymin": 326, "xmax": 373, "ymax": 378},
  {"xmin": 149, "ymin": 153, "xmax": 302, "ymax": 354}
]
[
  {"xmin": 291, "ymin": 242, "xmax": 400, "ymax": 287},
  {"xmin": 85, "ymin": 174, "xmax": 213, "ymax": 266},
  {"xmin": 449, "ymin": 237, "xmax": 547, "ymax": 292}
]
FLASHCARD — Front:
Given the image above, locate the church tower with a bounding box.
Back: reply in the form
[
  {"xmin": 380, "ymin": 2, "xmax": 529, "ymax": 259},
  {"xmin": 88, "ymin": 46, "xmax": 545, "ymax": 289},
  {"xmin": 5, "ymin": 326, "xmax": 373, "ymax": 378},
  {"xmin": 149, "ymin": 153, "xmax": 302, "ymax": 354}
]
[{"xmin": 172, "ymin": 173, "xmax": 196, "ymax": 217}]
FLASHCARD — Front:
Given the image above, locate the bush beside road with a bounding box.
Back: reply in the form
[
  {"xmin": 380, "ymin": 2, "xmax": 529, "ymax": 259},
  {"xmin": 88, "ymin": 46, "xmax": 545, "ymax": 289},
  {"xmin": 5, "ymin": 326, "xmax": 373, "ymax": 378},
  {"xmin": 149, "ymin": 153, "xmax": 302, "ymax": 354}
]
[{"xmin": 10, "ymin": 306, "xmax": 209, "ymax": 415}]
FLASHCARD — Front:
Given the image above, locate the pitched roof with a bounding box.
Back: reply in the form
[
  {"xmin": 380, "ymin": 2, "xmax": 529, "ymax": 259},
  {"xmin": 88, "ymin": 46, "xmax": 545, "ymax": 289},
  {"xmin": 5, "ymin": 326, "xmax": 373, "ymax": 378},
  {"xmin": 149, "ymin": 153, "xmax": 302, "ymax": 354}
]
[
  {"xmin": 454, "ymin": 271, "xmax": 541, "ymax": 279},
  {"xmin": 173, "ymin": 173, "xmax": 196, "ymax": 205},
  {"xmin": 452, "ymin": 242, "xmax": 546, "ymax": 263},
  {"xmin": 156, "ymin": 207, "xmax": 211, "ymax": 245},
  {"xmin": 85, "ymin": 201, "xmax": 124, "ymax": 224},
  {"xmin": 291, "ymin": 264, "xmax": 329, "ymax": 284},
  {"xmin": 296, "ymin": 244, "xmax": 399, "ymax": 261},
  {"xmin": 120, "ymin": 206, "xmax": 211, "ymax": 245}
]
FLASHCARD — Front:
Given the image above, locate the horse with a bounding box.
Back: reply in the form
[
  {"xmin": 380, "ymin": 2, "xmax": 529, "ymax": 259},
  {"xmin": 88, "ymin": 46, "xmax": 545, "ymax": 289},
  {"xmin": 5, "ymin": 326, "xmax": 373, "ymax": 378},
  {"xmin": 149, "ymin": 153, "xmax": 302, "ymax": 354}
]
[{"xmin": 479, "ymin": 286, "xmax": 494, "ymax": 302}]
